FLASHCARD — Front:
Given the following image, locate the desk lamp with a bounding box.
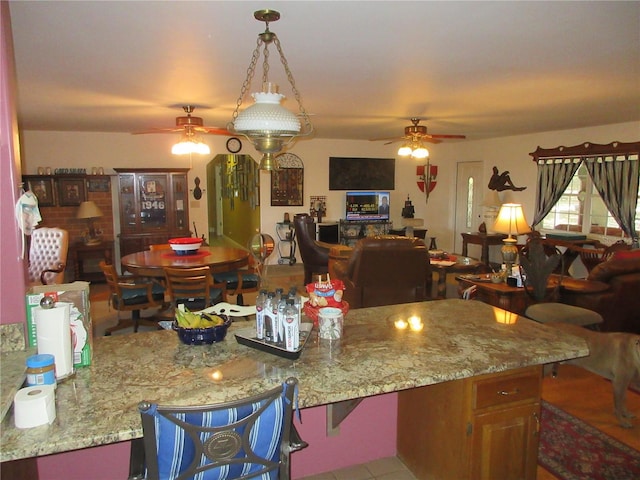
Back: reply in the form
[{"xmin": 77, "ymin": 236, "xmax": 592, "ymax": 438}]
[
  {"xmin": 492, "ymin": 203, "xmax": 531, "ymax": 277},
  {"xmin": 77, "ymin": 201, "xmax": 104, "ymax": 245}
]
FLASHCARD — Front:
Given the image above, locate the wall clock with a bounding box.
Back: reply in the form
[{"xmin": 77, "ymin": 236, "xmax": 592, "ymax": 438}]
[{"xmin": 226, "ymin": 137, "xmax": 242, "ymax": 154}]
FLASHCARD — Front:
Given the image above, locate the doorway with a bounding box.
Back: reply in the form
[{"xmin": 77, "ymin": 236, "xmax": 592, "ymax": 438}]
[
  {"xmin": 454, "ymin": 161, "xmax": 484, "ymax": 254},
  {"xmin": 207, "ymin": 154, "xmax": 260, "ymax": 248}
]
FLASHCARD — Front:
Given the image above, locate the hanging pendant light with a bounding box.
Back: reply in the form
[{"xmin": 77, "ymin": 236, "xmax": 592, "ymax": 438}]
[{"xmin": 228, "ymin": 9, "xmax": 313, "ymax": 171}]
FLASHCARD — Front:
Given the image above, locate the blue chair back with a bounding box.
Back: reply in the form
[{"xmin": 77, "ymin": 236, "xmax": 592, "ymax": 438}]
[{"xmin": 137, "ymin": 377, "xmax": 306, "ymax": 480}]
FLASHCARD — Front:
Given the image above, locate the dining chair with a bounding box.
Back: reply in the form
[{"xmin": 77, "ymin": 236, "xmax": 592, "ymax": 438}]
[
  {"xmin": 148, "ymin": 244, "xmax": 171, "ymax": 251},
  {"xmin": 213, "ymin": 255, "xmax": 260, "ymax": 306},
  {"xmin": 133, "ymin": 377, "xmax": 308, "ymax": 480},
  {"xmin": 28, "ymin": 227, "xmax": 69, "ymax": 285},
  {"xmin": 163, "ymin": 266, "xmax": 227, "ymax": 312},
  {"xmin": 99, "ymin": 261, "xmax": 165, "ymax": 335}
]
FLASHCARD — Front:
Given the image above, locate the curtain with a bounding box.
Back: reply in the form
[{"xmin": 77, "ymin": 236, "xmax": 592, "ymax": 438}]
[
  {"xmin": 531, "ymin": 158, "xmax": 581, "ymax": 228},
  {"xmin": 584, "ymin": 155, "xmax": 639, "ymax": 247}
]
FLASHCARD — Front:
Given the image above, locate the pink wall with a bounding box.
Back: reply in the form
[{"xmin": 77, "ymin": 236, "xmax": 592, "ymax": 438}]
[
  {"xmin": 1, "ymin": 0, "xmax": 28, "ymax": 325},
  {"xmin": 36, "ymin": 394, "xmax": 398, "ymax": 479}
]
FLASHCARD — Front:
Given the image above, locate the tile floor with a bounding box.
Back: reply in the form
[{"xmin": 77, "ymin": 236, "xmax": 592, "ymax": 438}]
[{"xmin": 299, "ymin": 456, "xmax": 417, "ymax": 480}]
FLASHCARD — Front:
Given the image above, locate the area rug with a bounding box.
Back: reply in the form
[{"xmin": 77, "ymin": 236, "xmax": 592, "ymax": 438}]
[{"xmin": 539, "ymin": 400, "xmax": 640, "ymax": 480}]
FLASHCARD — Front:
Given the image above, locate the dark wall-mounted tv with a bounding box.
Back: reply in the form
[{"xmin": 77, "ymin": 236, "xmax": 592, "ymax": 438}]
[
  {"xmin": 345, "ymin": 191, "xmax": 390, "ymax": 221},
  {"xmin": 329, "ymin": 157, "xmax": 395, "ymax": 190}
]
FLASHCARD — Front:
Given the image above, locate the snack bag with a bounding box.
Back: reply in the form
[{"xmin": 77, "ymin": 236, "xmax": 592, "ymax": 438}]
[{"xmin": 306, "ymin": 274, "xmax": 344, "ymax": 308}]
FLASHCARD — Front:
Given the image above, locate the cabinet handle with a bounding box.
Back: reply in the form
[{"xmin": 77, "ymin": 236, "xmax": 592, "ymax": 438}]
[
  {"xmin": 497, "ymin": 388, "xmax": 519, "ymax": 396},
  {"xmin": 533, "ymin": 412, "xmax": 540, "ymax": 436}
]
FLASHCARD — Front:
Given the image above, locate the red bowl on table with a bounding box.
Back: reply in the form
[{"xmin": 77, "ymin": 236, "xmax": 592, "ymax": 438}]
[{"xmin": 168, "ymin": 237, "xmax": 203, "ymax": 256}]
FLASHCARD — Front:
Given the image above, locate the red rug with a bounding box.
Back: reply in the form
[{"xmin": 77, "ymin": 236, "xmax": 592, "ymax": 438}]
[{"xmin": 539, "ymin": 400, "xmax": 640, "ymax": 480}]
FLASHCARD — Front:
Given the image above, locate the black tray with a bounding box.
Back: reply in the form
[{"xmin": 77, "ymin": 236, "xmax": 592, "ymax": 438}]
[{"xmin": 234, "ymin": 323, "xmax": 313, "ymax": 360}]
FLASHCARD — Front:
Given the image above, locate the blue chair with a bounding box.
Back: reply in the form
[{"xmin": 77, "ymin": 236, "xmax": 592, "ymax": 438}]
[
  {"xmin": 99, "ymin": 261, "xmax": 165, "ymax": 335},
  {"xmin": 135, "ymin": 377, "xmax": 307, "ymax": 480},
  {"xmin": 213, "ymin": 259, "xmax": 260, "ymax": 306}
]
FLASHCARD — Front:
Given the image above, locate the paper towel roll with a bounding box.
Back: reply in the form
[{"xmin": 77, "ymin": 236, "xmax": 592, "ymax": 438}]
[
  {"xmin": 35, "ymin": 302, "xmax": 74, "ymax": 379},
  {"xmin": 14, "ymin": 385, "xmax": 56, "ymax": 428}
]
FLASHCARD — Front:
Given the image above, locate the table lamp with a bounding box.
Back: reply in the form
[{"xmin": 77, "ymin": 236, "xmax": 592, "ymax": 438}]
[
  {"xmin": 492, "ymin": 203, "xmax": 531, "ymax": 277},
  {"xmin": 77, "ymin": 201, "xmax": 104, "ymax": 245}
]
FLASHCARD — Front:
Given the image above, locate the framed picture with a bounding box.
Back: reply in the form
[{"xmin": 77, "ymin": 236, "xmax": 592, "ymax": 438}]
[
  {"xmin": 26, "ymin": 177, "xmax": 55, "ymax": 207},
  {"xmin": 271, "ymin": 154, "xmax": 304, "ymax": 206},
  {"xmin": 58, "ymin": 177, "xmax": 86, "ymax": 206},
  {"xmin": 87, "ymin": 177, "xmax": 111, "ymax": 192},
  {"xmin": 271, "ymin": 168, "xmax": 303, "ymax": 206}
]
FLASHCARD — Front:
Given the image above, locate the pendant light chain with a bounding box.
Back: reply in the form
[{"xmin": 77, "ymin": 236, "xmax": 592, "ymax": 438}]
[
  {"xmin": 272, "ymin": 36, "xmax": 312, "ymax": 132},
  {"xmin": 231, "ymin": 39, "xmax": 262, "ymax": 123}
]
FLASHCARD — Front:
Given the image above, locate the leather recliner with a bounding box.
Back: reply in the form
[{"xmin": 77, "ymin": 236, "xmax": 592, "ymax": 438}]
[
  {"xmin": 293, "ymin": 214, "xmax": 332, "ymax": 285},
  {"xmin": 333, "ymin": 236, "xmax": 433, "ymax": 309}
]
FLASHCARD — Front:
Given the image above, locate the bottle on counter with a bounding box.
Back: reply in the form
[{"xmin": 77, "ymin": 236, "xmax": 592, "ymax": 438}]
[
  {"xmin": 264, "ymin": 292, "xmax": 277, "ymax": 344},
  {"xmin": 276, "ymin": 293, "xmax": 287, "ymax": 348},
  {"xmin": 283, "ymin": 298, "xmax": 300, "ymax": 352},
  {"xmin": 255, "ymin": 289, "xmax": 267, "ymax": 340}
]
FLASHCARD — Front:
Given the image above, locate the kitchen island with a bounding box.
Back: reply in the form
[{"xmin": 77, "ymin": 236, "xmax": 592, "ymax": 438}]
[{"xmin": 1, "ymin": 299, "xmax": 588, "ymax": 478}]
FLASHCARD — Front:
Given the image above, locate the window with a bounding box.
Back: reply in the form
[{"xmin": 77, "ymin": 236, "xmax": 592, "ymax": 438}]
[
  {"xmin": 530, "ymin": 141, "xmax": 640, "ymax": 244},
  {"xmin": 542, "ymin": 165, "xmax": 640, "ymax": 239}
]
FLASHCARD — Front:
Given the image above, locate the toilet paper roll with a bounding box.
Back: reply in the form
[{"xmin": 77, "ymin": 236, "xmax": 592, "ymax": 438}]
[
  {"xmin": 35, "ymin": 302, "xmax": 74, "ymax": 379},
  {"xmin": 14, "ymin": 385, "xmax": 56, "ymax": 428}
]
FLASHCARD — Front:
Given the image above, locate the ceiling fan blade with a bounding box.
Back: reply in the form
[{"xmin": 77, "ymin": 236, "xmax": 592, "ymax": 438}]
[
  {"xmin": 422, "ymin": 137, "xmax": 443, "ymax": 144},
  {"xmin": 131, "ymin": 127, "xmax": 182, "ymax": 135},
  {"xmin": 369, "ymin": 136, "xmax": 402, "ymax": 142},
  {"xmin": 429, "ymin": 134, "xmax": 467, "ymax": 139},
  {"xmin": 200, "ymin": 126, "xmax": 234, "ymax": 136}
]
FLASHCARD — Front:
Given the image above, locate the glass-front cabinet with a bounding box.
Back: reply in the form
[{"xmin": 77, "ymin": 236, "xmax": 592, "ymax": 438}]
[{"xmin": 115, "ymin": 168, "xmax": 190, "ymax": 256}]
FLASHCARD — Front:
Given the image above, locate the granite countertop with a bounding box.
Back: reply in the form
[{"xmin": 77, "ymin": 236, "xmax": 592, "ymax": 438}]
[{"xmin": 0, "ymin": 299, "xmax": 588, "ymax": 462}]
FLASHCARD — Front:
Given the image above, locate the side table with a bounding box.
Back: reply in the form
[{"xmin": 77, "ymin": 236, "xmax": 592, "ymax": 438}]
[
  {"xmin": 430, "ymin": 256, "xmax": 483, "ymax": 299},
  {"xmin": 460, "ymin": 232, "xmax": 506, "ymax": 269},
  {"xmin": 71, "ymin": 240, "xmax": 113, "ymax": 283}
]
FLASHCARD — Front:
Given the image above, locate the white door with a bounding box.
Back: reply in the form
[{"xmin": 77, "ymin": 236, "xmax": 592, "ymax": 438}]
[{"xmin": 454, "ymin": 162, "xmax": 484, "ymax": 254}]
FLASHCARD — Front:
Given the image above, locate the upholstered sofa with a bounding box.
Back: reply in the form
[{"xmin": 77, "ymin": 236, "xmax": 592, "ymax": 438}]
[
  {"xmin": 560, "ymin": 252, "xmax": 640, "ymax": 333},
  {"xmin": 332, "ymin": 236, "xmax": 432, "ymax": 309}
]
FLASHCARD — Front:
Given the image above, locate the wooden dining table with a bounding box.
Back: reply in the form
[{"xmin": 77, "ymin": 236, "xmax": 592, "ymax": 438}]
[{"xmin": 120, "ymin": 246, "xmax": 250, "ymax": 278}]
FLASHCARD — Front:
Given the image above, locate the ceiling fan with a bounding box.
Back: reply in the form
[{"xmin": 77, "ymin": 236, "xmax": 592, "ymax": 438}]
[
  {"xmin": 132, "ymin": 105, "xmax": 231, "ymax": 136},
  {"xmin": 371, "ymin": 118, "xmax": 466, "ymax": 145}
]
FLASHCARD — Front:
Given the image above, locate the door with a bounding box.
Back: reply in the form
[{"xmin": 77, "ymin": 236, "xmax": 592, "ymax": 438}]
[{"xmin": 454, "ymin": 162, "xmax": 484, "ymax": 254}]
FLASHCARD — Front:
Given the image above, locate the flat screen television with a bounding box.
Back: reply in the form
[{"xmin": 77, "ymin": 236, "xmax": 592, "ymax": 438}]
[{"xmin": 345, "ymin": 191, "xmax": 390, "ymax": 221}]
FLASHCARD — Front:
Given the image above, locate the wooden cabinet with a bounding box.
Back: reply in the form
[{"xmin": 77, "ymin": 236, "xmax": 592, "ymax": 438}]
[
  {"xmin": 115, "ymin": 168, "xmax": 190, "ymax": 257},
  {"xmin": 397, "ymin": 365, "xmax": 541, "ymax": 480}
]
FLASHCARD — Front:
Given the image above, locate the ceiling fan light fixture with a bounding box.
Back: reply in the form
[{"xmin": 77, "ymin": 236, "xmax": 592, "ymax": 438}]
[
  {"xmin": 229, "ymin": 9, "xmax": 313, "ymax": 170},
  {"xmin": 411, "ymin": 145, "xmax": 429, "ymax": 159},
  {"xmin": 398, "ymin": 144, "xmax": 413, "ymax": 156},
  {"xmin": 172, "ymin": 130, "xmax": 211, "ymax": 155}
]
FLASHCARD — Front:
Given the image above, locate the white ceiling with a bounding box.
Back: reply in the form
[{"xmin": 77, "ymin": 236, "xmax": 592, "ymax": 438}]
[{"xmin": 8, "ymin": 1, "xmax": 640, "ymax": 144}]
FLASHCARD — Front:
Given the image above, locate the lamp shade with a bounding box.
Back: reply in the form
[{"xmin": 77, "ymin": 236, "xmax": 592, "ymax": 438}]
[
  {"xmin": 493, "ymin": 203, "xmax": 531, "ymax": 239},
  {"xmin": 76, "ymin": 201, "xmax": 103, "ymax": 219}
]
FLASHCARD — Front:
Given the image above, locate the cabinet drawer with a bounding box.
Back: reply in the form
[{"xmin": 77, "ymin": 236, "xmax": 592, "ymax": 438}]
[{"xmin": 473, "ymin": 368, "xmax": 540, "ymax": 410}]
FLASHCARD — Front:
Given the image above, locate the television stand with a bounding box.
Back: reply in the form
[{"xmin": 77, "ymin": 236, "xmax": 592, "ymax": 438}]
[{"xmin": 339, "ymin": 219, "xmax": 391, "ymax": 246}]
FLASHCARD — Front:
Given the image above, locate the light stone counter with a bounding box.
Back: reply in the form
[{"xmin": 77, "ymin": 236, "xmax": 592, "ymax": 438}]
[{"xmin": 0, "ymin": 299, "xmax": 588, "ymax": 462}]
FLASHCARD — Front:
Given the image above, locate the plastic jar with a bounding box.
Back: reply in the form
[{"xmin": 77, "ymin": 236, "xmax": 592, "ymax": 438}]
[{"xmin": 26, "ymin": 354, "xmax": 56, "ymax": 387}]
